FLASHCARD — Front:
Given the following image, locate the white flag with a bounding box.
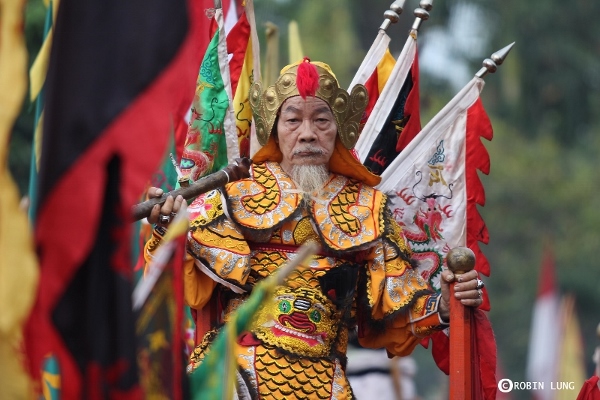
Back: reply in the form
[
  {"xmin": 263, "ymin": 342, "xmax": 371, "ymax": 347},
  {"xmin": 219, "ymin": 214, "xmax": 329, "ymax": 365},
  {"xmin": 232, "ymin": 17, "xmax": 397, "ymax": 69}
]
[{"xmin": 378, "ymin": 77, "xmax": 492, "ymax": 298}]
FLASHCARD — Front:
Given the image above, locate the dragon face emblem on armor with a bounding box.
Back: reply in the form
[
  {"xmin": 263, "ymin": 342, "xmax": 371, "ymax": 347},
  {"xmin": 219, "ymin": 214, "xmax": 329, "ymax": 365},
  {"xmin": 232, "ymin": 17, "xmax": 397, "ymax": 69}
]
[{"xmin": 252, "ymin": 286, "xmax": 339, "ymax": 358}]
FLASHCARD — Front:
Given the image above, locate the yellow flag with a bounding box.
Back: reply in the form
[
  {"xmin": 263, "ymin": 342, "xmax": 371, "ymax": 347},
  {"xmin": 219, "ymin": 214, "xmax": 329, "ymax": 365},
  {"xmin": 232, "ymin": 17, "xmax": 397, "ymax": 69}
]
[
  {"xmin": 556, "ymin": 295, "xmax": 586, "ymax": 400},
  {"xmin": 0, "ymin": 0, "xmax": 40, "ymax": 397}
]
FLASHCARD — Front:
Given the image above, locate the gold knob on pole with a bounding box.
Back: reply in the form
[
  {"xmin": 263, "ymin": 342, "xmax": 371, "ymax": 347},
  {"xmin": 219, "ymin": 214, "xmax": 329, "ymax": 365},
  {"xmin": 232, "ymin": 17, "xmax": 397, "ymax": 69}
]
[{"xmin": 446, "ymin": 247, "xmax": 476, "ymax": 274}]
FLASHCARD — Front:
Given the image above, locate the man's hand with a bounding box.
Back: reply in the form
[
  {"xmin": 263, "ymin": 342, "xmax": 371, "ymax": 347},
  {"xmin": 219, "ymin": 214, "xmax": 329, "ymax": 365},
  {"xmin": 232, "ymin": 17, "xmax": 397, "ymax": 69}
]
[
  {"xmin": 146, "ymin": 187, "xmax": 184, "ymax": 227},
  {"xmin": 438, "ymin": 269, "xmax": 483, "ymax": 322}
]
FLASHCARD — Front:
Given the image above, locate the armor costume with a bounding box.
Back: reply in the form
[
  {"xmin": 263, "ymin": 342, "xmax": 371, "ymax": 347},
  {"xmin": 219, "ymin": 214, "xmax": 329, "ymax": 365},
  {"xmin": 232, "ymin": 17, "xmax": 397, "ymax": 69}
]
[
  {"xmin": 146, "ymin": 161, "xmax": 447, "ymax": 399},
  {"xmin": 144, "ymin": 59, "xmax": 449, "ymax": 399}
]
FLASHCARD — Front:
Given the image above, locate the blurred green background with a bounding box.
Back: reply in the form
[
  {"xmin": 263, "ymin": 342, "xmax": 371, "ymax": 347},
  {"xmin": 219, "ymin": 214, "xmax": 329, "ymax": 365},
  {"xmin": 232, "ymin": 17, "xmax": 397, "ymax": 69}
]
[{"xmin": 12, "ymin": 0, "xmax": 600, "ymax": 398}]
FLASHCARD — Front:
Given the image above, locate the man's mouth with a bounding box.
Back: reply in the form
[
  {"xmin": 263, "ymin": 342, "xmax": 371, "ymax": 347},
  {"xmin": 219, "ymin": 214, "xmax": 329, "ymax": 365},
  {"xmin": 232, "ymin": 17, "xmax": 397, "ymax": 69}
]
[
  {"xmin": 294, "ymin": 150, "xmax": 324, "ymax": 158},
  {"xmin": 295, "ymin": 152, "xmax": 320, "ymax": 157}
]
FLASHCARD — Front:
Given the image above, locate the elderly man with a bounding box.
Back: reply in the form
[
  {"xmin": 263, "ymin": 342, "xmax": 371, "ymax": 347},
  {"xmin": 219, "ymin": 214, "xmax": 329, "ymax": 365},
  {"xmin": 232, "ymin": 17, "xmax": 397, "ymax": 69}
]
[{"xmin": 145, "ymin": 58, "xmax": 483, "ymax": 399}]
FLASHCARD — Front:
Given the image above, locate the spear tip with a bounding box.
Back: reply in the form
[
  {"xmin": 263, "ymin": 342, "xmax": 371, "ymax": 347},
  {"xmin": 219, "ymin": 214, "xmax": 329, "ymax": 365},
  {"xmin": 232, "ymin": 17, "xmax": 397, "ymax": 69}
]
[
  {"xmin": 491, "ymin": 42, "xmax": 515, "ymax": 66},
  {"xmin": 475, "ymin": 42, "xmax": 516, "ymax": 78}
]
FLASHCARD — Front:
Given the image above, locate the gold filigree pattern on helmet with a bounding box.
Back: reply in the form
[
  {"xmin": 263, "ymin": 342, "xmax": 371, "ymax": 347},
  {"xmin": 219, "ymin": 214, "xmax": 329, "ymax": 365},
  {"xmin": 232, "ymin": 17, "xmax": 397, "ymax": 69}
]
[{"xmin": 249, "ymin": 60, "xmax": 368, "ymax": 149}]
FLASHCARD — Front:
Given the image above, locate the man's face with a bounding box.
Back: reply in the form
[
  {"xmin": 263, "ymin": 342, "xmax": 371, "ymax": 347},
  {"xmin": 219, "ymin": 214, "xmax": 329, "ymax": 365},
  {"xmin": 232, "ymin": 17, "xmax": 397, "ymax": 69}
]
[{"xmin": 276, "ymin": 96, "xmax": 337, "ymax": 174}]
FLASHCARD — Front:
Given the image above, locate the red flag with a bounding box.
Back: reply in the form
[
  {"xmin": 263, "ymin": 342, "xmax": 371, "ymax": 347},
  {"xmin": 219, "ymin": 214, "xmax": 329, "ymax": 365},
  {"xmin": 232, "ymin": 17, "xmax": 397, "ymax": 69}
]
[
  {"xmin": 360, "ymin": 48, "xmax": 395, "ymax": 126},
  {"xmin": 23, "ymin": 0, "xmax": 206, "ymax": 397}
]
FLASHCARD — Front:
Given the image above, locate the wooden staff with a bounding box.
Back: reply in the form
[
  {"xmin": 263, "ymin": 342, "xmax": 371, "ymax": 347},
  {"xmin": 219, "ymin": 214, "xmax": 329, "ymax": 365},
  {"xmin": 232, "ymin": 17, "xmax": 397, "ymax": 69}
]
[
  {"xmin": 130, "ymin": 157, "xmax": 252, "ymax": 221},
  {"xmin": 447, "ymin": 246, "xmax": 476, "ymax": 400}
]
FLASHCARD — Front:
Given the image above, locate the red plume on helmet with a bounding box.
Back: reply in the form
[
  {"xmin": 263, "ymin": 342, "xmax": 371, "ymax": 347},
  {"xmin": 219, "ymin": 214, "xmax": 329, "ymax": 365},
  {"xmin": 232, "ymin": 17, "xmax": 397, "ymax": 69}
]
[{"xmin": 296, "ymin": 57, "xmax": 320, "ymax": 99}]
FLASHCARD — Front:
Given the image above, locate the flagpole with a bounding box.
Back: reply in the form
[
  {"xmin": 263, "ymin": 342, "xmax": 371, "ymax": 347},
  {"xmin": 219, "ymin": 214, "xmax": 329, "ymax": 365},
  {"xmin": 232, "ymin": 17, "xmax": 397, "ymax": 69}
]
[
  {"xmin": 444, "ymin": 45, "xmax": 514, "ymax": 399},
  {"xmin": 447, "ymin": 247, "xmax": 476, "ymax": 400}
]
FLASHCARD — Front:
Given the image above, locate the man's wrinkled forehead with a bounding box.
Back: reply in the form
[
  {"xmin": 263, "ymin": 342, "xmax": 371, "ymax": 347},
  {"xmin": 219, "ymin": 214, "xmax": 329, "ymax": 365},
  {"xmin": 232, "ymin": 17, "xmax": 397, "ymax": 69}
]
[{"xmin": 279, "ymin": 96, "xmax": 334, "ymax": 116}]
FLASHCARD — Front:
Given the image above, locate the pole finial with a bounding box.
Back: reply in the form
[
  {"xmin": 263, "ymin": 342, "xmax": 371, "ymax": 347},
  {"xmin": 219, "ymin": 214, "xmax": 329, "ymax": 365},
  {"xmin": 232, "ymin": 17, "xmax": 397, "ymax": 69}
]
[
  {"xmin": 476, "ymin": 42, "xmax": 515, "ymax": 78},
  {"xmin": 446, "ymin": 247, "xmax": 476, "ymax": 274},
  {"xmin": 411, "ymin": 0, "xmax": 434, "ymax": 33},
  {"xmin": 380, "ymin": 0, "xmax": 405, "ymax": 31}
]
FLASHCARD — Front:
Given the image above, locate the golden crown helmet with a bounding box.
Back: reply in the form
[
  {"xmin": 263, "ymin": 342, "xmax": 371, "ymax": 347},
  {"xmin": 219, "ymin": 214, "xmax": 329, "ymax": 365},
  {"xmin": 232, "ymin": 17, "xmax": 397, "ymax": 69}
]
[{"xmin": 249, "ymin": 58, "xmax": 369, "ymax": 150}]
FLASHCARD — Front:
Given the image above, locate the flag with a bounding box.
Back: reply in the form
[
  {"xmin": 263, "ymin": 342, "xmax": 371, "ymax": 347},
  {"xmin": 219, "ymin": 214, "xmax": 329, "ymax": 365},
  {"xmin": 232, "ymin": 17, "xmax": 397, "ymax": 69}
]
[
  {"xmin": 0, "ymin": 0, "xmax": 39, "ymax": 397},
  {"xmin": 23, "ymin": 0, "xmax": 206, "ymax": 397},
  {"xmin": 556, "ymin": 295, "xmax": 586, "ymax": 400},
  {"xmin": 348, "ymin": 30, "xmax": 395, "ymax": 129},
  {"xmin": 179, "ymin": 7, "xmax": 239, "ymax": 181},
  {"xmin": 134, "ymin": 210, "xmax": 189, "ymax": 400},
  {"xmin": 176, "ymin": 0, "xmax": 263, "ymax": 355},
  {"xmin": 227, "ymin": 0, "xmax": 260, "ymax": 159},
  {"xmin": 223, "ymin": 0, "xmax": 241, "ymax": 33},
  {"xmin": 355, "ymin": 33, "xmax": 421, "ymax": 176},
  {"xmin": 378, "ymin": 76, "xmax": 492, "ymax": 297},
  {"xmin": 526, "ymin": 247, "xmax": 561, "ymax": 400},
  {"xmin": 348, "ymin": 30, "xmax": 392, "ymax": 91},
  {"xmin": 172, "ymin": 0, "xmax": 217, "ymax": 159},
  {"xmin": 27, "ymin": 0, "xmax": 59, "ymax": 222},
  {"xmin": 360, "ymin": 48, "xmax": 396, "ymax": 129},
  {"xmin": 378, "ymin": 76, "xmax": 497, "ymax": 398}
]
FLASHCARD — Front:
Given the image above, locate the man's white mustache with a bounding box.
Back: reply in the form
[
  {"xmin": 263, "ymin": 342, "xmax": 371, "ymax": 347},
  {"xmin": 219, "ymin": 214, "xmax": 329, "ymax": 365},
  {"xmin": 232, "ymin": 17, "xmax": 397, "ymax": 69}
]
[{"xmin": 293, "ymin": 147, "xmax": 325, "ymax": 156}]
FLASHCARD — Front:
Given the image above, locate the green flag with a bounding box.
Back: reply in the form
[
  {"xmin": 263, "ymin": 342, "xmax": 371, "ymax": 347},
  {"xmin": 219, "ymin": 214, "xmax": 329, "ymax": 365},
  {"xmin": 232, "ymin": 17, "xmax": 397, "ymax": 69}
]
[{"xmin": 180, "ymin": 17, "xmax": 238, "ymax": 182}]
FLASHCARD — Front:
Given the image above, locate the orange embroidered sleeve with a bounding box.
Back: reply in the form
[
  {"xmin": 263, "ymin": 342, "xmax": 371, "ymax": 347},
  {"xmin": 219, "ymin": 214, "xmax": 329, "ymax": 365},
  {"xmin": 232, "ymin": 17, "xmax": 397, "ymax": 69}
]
[{"xmin": 182, "ymin": 252, "xmax": 217, "ymax": 310}]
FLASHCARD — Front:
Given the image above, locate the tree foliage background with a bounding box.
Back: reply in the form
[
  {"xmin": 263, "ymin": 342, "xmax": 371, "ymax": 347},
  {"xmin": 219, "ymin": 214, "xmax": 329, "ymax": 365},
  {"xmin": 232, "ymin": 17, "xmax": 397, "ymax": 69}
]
[{"xmin": 12, "ymin": 0, "xmax": 600, "ymax": 398}]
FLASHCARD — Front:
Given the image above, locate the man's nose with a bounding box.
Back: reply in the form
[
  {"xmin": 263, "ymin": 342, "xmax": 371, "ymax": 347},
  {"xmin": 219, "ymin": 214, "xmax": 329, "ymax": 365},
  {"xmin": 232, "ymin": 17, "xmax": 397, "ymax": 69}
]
[{"xmin": 298, "ymin": 119, "xmax": 318, "ymax": 142}]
